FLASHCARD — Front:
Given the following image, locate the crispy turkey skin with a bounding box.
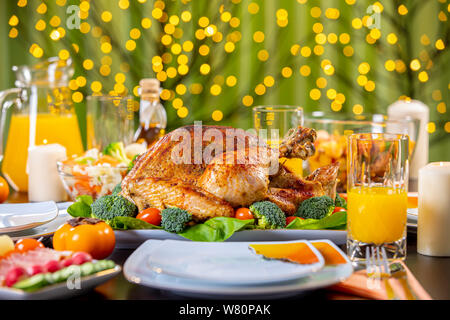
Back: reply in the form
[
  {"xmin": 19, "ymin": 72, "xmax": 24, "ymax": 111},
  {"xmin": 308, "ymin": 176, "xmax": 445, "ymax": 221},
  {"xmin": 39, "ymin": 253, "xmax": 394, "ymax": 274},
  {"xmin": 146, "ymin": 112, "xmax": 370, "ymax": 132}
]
[{"xmin": 121, "ymin": 125, "xmax": 338, "ymax": 220}]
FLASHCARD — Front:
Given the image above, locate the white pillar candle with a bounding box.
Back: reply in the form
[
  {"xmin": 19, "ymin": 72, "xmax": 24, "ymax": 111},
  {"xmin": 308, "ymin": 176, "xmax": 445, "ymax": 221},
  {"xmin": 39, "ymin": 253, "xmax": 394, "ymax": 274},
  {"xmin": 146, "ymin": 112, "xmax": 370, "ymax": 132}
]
[
  {"xmin": 418, "ymin": 162, "xmax": 450, "ymax": 257},
  {"xmin": 387, "ymin": 100, "xmax": 429, "ymax": 182},
  {"xmin": 28, "ymin": 144, "xmax": 68, "ymax": 202}
]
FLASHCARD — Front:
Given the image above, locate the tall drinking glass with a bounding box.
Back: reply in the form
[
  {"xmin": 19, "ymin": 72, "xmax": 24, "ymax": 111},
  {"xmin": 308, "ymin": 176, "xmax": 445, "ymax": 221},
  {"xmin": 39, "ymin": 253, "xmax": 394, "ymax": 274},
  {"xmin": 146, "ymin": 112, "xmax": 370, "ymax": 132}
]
[
  {"xmin": 347, "ymin": 133, "xmax": 409, "ymax": 261},
  {"xmin": 253, "ymin": 105, "xmax": 303, "ymax": 176},
  {"xmin": 86, "ymin": 95, "xmax": 136, "ymax": 150}
]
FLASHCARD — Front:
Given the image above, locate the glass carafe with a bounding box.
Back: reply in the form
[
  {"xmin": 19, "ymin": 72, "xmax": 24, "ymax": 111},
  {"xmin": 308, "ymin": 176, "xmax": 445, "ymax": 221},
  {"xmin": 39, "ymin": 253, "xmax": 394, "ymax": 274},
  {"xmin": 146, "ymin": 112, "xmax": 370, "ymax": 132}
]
[{"xmin": 0, "ymin": 57, "xmax": 84, "ymax": 192}]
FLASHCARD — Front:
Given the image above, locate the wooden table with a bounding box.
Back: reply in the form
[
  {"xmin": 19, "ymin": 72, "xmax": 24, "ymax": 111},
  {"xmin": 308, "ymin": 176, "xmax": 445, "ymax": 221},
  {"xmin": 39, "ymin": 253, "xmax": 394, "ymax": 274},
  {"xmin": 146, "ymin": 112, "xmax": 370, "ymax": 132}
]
[{"xmin": 7, "ymin": 192, "xmax": 450, "ymax": 300}]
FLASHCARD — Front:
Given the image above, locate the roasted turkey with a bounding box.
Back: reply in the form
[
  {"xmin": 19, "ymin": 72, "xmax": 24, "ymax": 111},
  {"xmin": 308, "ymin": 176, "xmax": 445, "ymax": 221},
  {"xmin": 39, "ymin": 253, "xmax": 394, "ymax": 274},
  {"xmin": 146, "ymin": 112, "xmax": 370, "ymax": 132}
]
[{"xmin": 121, "ymin": 125, "xmax": 338, "ymax": 221}]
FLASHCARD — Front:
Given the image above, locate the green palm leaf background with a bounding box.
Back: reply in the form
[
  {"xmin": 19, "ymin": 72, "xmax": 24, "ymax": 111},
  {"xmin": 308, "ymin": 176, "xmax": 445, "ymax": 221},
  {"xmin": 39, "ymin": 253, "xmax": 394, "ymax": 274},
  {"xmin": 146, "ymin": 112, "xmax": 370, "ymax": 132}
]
[{"xmin": 0, "ymin": 0, "xmax": 449, "ymax": 160}]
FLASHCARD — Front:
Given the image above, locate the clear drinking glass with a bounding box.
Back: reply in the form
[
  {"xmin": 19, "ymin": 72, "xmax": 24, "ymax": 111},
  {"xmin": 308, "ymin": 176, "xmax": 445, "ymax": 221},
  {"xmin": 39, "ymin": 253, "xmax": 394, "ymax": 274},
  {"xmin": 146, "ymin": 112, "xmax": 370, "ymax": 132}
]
[
  {"xmin": 253, "ymin": 105, "xmax": 303, "ymax": 176},
  {"xmin": 86, "ymin": 95, "xmax": 136, "ymax": 150},
  {"xmin": 347, "ymin": 133, "xmax": 409, "ymax": 262}
]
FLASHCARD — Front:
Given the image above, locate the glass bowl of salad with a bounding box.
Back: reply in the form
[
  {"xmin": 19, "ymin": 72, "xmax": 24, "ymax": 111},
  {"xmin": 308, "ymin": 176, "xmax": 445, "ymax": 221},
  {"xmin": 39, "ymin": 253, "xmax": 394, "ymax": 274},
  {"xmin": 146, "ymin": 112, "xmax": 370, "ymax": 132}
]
[
  {"xmin": 57, "ymin": 142, "xmax": 145, "ymax": 200},
  {"xmin": 303, "ymin": 112, "xmax": 419, "ymax": 193}
]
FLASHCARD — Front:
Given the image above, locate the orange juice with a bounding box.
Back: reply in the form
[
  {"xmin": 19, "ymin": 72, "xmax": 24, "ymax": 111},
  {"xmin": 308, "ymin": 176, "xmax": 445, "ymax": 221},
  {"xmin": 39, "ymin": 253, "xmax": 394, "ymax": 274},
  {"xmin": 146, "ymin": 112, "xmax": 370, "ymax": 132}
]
[
  {"xmin": 2, "ymin": 113, "xmax": 84, "ymax": 191},
  {"xmin": 347, "ymin": 186, "xmax": 407, "ymax": 245}
]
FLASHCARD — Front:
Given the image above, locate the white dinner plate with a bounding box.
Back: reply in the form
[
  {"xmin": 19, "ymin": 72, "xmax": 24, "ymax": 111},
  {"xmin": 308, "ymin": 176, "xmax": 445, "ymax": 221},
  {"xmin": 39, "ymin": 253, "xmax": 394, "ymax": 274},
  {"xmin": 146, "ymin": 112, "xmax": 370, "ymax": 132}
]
[
  {"xmin": 124, "ymin": 239, "xmax": 353, "ymax": 299},
  {"xmin": 0, "ymin": 202, "xmax": 59, "ymax": 234},
  {"xmin": 0, "ymin": 266, "xmax": 121, "ymax": 300},
  {"xmin": 146, "ymin": 240, "xmax": 324, "ymax": 285}
]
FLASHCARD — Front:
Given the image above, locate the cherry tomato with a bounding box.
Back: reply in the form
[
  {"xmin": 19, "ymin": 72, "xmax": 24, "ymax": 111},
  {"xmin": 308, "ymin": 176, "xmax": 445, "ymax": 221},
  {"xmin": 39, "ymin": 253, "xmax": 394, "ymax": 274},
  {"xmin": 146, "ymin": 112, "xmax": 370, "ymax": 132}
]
[
  {"xmin": 0, "ymin": 176, "xmax": 9, "ymax": 203},
  {"xmin": 333, "ymin": 207, "xmax": 346, "ymax": 214},
  {"xmin": 285, "ymin": 216, "xmax": 297, "ymax": 226},
  {"xmin": 14, "ymin": 238, "xmax": 44, "ymax": 253},
  {"xmin": 53, "ymin": 218, "xmax": 115, "ymax": 260},
  {"xmin": 235, "ymin": 208, "xmax": 254, "ymax": 220},
  {"xmin": 136, "ymin": 208, "xmax": 162, "ymax": 226}
]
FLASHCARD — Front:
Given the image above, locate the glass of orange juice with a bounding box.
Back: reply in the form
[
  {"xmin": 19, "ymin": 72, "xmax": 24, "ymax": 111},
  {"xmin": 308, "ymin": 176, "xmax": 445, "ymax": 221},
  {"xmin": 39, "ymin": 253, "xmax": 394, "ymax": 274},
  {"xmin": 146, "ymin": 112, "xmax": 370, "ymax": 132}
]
[
  {"xmin": 347, "ymin": 133, "xmax": 409, "ymax": 261},
  {"xmin": 253, "ymin": 106, "xmax": 304, "ymax": 177}
]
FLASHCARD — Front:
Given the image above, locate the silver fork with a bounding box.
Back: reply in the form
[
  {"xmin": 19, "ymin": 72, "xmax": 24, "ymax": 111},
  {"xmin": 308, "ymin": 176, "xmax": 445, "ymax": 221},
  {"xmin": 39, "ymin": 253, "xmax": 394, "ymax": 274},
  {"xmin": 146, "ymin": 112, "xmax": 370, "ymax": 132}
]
[{"xmin": 365, "ymin": 246, "xmax": 397, "ymax": 299}]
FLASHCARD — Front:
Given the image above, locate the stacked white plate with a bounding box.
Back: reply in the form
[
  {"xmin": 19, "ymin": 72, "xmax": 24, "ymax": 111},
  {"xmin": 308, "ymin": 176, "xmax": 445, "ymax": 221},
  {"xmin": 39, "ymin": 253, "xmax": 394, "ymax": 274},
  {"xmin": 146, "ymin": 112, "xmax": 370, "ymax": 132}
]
[{"xmin": 124, "ymin": 239, "xmax": 353, "ymax": 299}]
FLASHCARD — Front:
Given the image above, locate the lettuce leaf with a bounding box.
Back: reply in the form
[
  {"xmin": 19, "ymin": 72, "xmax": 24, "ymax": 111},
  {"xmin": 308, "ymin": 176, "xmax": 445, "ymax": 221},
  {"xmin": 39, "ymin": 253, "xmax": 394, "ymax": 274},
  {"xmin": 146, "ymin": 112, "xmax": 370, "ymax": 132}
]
[
  {"xmin": 178, "ymin": 217, "xmax": 255, "ymax": 242},
  {"xmin": 286, "ymin": 211, "xmax": 347, "ymax": 230},
  {"xmin": 109, "ymin": 216, "xmax": 162, "ymax": 230},
  {"xmin": 67, "ymin": 195, "xmax": 93, "ymax": 218}
]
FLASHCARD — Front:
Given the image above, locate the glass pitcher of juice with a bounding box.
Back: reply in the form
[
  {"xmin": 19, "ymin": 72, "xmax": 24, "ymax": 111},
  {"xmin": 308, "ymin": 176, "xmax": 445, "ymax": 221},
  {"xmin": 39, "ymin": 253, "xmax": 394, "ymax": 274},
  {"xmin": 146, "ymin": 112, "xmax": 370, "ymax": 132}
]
[{"xmin": 0, "ymin": 57, "xmax": 84, "ymax": 192}]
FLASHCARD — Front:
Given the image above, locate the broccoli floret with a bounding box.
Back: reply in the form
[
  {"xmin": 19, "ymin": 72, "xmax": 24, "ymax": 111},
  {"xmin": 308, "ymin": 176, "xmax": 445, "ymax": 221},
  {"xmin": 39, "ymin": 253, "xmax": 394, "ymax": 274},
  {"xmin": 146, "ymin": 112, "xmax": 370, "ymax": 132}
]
[
  {"xmin": 296, "ymin": 196, "xmax": 335, "ymax": 220},
  {"xmin": 249, "ymin": 201, "xmax": 286, "ymax": 229},
  {"xmin": 335, "ymin": 194, "xmax": 347, "ymax": 209},
  {"xmin": 111, "ymin": 183, "xmax": 122, "ymax": 195},
  {"xmin": 91, "ymin": 194, "xmax": 137, "ymax": 222},
  {"xmin": 161, "ymin": 207, "xmax": 192, "ymax": 233},
  {"xmin": 103, "ymin": 142, "xmax": 131, "ymax": 166}
]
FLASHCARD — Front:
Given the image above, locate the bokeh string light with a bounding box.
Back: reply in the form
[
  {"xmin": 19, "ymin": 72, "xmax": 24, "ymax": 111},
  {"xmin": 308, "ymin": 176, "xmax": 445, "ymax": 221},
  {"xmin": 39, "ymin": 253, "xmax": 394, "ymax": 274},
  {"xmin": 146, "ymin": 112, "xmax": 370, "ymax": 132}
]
[{"xmin": 6, "ymin": 0, "xmax": 449, "ymax": 137}]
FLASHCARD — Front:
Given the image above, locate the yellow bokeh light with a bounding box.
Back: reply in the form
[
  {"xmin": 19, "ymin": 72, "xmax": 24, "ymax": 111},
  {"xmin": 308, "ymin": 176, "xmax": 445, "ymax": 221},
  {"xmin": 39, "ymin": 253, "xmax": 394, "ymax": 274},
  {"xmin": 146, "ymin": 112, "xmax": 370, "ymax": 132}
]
[
  {"xmin": 221, "ymin": 11, "xmax": 232, "ymax": 22},
  {"xmin": 353, "ymin": 104, "xmax": 364, "ymax": 115},
  {"xmin": 323, "ymin": 64, "xmax": 335, "ymax": 75},
  {"xmin": 169, "ymin": 15, "xmax": 180, "ymax": 26},
  {"xmin": 171, "ymin": 43, "xmax": 182, "ymax": 55},
  {"xmin": 182, "ymin": 40, "xmax": 193, "ymax": 52},
  {"xmin": 327, "ymin": 33, "xmax": 338, "ymax": 44},
  {"xmin": 141, "ymin": 18, "xmax": 151, "ymax": 29},
  {"xmin": 387, "ymin": 33, "xmax": 398, "ymax": 44},
  {"xmin": 410, "ymin": 59, "xmax": 421, "ymax": 71},
  {"xmin": 335, "ymin": 93, "xmax": 346, "ymax": 103},
  {"xmin": 325, "ymin": 8, "xmax": 340, "ymax": 20},
  {"xmin": 130, "ymin": 28, "xmax": 141, "ymax": 39},
  {"xmin": 310, "ymin": 7, "xmax": 321, "ymax": 18},
  {"xmin": 224, "ymin": 42, "xmax": 235, "ymax": 53},
  {"xmin": 210, "ymin": 84, "xmax": 222, "ymax": 96},
  {"xmin": 300, "ymin": 46, "xmax": 311, "ymax": 57},
  {"xmin": 242, "ymin": 95, "xmax": 254, "ymax": 107},
  {"xmin": 156, "ymin": 71, "xmax": 167, "ymax": 82},
  {"xmin": 58, "ymin": 49, "xmax": 70, "ymax": 60},
  {"xmin": 200, "ymin": 64, "xmax": 211, "ymax": 75},
  {"xmin": 166, "ymin": 67, "xmax": 177, "ymax": 78},
  {"xmin": 198, "ymin": 17, "xmax": 209, "ymax": 28},
  {"xmin": 385, "ymin": 60, "xmax": 395, "ymax": 71},
  {"xmin": 83, "ymin": 59, "xmax": 94, "ymax": 70},
  {"xmin": 101, "ymin": 42, "xmax": 112, "ymax": 53},
  {"xmin": 437, "ymin": 102, "xmax": 446, "ymax": 114},
  {"xmin": 226, "ymin": 75, "xmax": 237, "ymax": 87},
  {"xmin": 9, "ymin": 28, "xmax": 18, "ymax": 38},
  {"xmin": 310, "ymin": 88, "xmax": 321, "ymax": 100},
  {"xmin": 152, "ymin": 8, "xmax": 163, "ymax": 19},
  {"xmin": 299, "ymin": 65, "xmax": 311, "ymax": 76},
  {"xmin": 101, "ymin": 11, "xmax": 112, "ymax": 22},
  {"xmin": 100, "ymin": 65, "xmax": 111, "ymax": 76},
  {"xmin": 290, "ymin": 44, "xmax": 300, "ymax": 56},
  {"xmin": 255, "ymin": 84, "xmax": 266, "ymax": 95},
  {"xmin": 212, "ymin": 110, "xmax": 223, "ymax": 122},
  {"xmin": 72, "ymin": 92, "xmax": 83, "ymax": 103},
  {"xmin": 326, "ymin": 89, "xmax": 337, "ymax": 100},
  {"xmin": 444, "ymin": 122, "xmax": 450, "ymax": 133},
  {"xmin": 9, "ymin": 15, "xmax": 19, "ymax": 26},
  {"xmin": 357, "ymin": 75, "xmax": 368, "ymax": 86},
  {"xmin": 49, "ymin": 16, "xmax": 61, "ymax": 27},
  {"xmin": 253, "ymin": 31, "xmax": 265, "ymax": 43},
  {"xmin": 115, "ymin": 73, "xmax": 126, "ymax": 84},
  {"xmin": 435, "ymin": 39, "xmax": 445, "ymax": 50},
  {"xmin": 178, "ymin": 64, "xmax": 189, "ymax": 75},
  {"xmin": 258, "ymin": 49, "xmax": 269, "ymax": 61},
  {"xmin": 181, "ymin": 11, "xmax": 192, "ymax": 22},
  {"xmin": 418, "ymin": 71, "xmax": 429, "ymax": 82},
  {"xmin": 351, "ymin": 18, "xmax": 362, "ymax": 29},
  {"xmin": 370, "ymin": 28, "xmax": 381, "ymax": 40},
  {"xmin": 176, "ymin": 84, "xmax": 187, "ymax": 95},
  {"xmin": 80, "ymin": 22, "xmax": 90, "ymax": 34},
  {"xmin": 91, "ymin": 81, "xmax": 102, "ymax": 93},
  {"xmin": 36, "ymin": 3, "xmax": 47, "ymax": 14},
  {"xmin": 160, "ymin": 89, "xmax": 171, "ymax": 100},
  {"xmin": 398, "ymin": 5, "xmax": 408, "ymax": 15},
  {"xmin": 264, "ymin": 76, "xmax": 275, "ymax": 87},
  {"xmin": 331, "ymin": 101, "xmax": 342, "ymax": 112},
  {"xmin": 248, "ymin": 2, "xmax": 260, "ymax": 14},
  {"xmin": 364, "ymin": 81, "xmax": 376, "ymax": 92},
  {"xmin": 432, "ymin": 90, "xmax": 442, "ymax": 101},
  {"xmin": 281, "ymin": 67, "xmax": 292, "ymax": 78},
  {"xmin": 276, "ymin": 9, "xmax": 288, "ymax": 20},
  {"xmin": 315, "ymin": 33, "xmax": 326, "ymax": 45},
  {"xmin": 427, "ymin": 122, "xmax": 435, "ymax": 134},
  {"xmin": 161, "ymin": 34, "xmax": 172, "ymax": 46},
  {"xmin": 177, "ymin": 107, "xmax": 189, "ymax": 118},
  {"xmin": 230, "ymin": 17, "xmax": 240, "ymax": 28},
  {"xmin": 69, "ymin": 79, "xmax": 78, "ymax": 91},
  {"xmin": 313, "ymin": 23, "xmax": 323, "ymax": 33},
  {"xmin": 126, "ymin": 40, "xmax": 136, "ymax": 51},
  {"xmin": 339, "ymin": 33, "xmax": 350, "ymax": 44},
  {"xmin": 35, "ymin": 19, "xmax": 46, "ymax": 31},
  {"xmin": 316, "ymin": 77, "xmax": 327, "ymax": 88},
  {"xmin": 395, "ymin": 60, "xmax": 406, "ymax": 73},
  {"xmin": 358, "ymin": 62, "xmax": 370, "ymax": 74},
  {"xmin": 172, "ymin": 98, "xmax": 183, "ymax": 109}
]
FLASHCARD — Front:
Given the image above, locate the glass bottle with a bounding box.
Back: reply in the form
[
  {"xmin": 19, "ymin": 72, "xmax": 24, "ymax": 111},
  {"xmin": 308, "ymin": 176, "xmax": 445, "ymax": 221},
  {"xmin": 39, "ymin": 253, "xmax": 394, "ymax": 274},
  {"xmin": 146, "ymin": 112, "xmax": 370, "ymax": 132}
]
[{"xmin": 133, "ymin": 78, "xmax": 167, "ymax": 147}]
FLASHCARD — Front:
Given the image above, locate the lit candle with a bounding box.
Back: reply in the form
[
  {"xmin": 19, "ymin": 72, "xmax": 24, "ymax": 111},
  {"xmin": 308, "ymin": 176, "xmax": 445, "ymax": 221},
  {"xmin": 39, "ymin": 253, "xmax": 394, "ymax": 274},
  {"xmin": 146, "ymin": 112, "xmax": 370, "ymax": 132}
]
[
  {"xmin": 418, "ymin": 162, "xmax": 450, "ymax": 257},
  {"xmin": 28, "ymin": 144, "xmax": 68, "ymax": 202},
  {"xmin": 387, "ymin": 99, "xmax": 429, "ymax": 190}
]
